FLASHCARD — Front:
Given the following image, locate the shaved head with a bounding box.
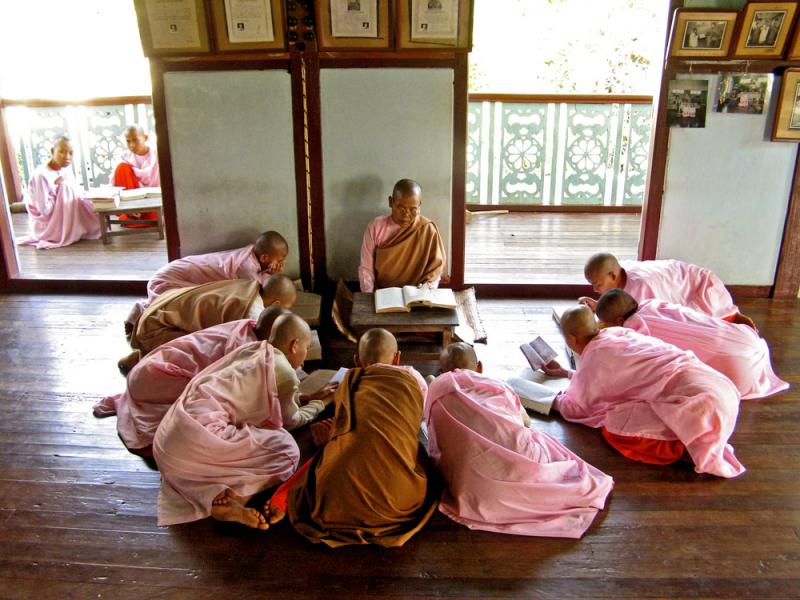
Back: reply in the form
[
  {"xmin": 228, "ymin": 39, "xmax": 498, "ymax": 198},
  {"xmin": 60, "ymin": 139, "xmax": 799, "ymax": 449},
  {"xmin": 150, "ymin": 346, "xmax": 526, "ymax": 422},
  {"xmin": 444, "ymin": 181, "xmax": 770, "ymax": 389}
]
[
  {"xmin": 253, "ymin": 305, "xmax": 290, "ymax": 340},
  {"xmin": 561, "ymin": 305, "xmax": 599, "ymax": 340},
  {"xmin": 53, "ymin": 135, "xmax": 71, "ymax": 147},
  {"xmin": 269, "ymin": 313, "xmax": 311, "ymax": 348},
  {"xmin": 261, "ymin": 273, "xmax": 297, "ymax": 308},
  {"xmin": 584, "ymin": 252, "xmax": 620, "ymax": 280},
  {"xmin": 254, "ymin": 231, "xmax": 288, "ymax": 257},
  {"xmin": 125, "ymin": 124, "xmax": 146, "ymax": 136},
  {"xmin": 392, "ymin": 178, "xmax": 422, "ymax": 199},
  {"xmin": 596, "ymin": 288, "xmax": 639, "ymax": 326},
  {"xmin": 440, "ymin": 342, "xmax": 479, "ymax": 373},
  {"xmin": 357, "ymin": 328, "xmax": 398, "ymax": 367}
]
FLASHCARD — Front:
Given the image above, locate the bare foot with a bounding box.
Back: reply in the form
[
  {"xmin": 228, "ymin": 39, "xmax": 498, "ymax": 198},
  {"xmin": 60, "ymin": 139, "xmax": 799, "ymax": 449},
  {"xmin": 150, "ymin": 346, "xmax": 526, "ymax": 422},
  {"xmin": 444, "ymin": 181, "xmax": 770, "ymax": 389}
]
[
  {"xmin": 265, "ymin": 499, "xmax": 287, "ymax": 525},
  {"xmin": 211, "ymin": 499, "xmax": 268, "ymax": 530},
  {"xmin": 92, "ymin": 396, "xmax": 117, "ymax": 418},
  {"xmin": 118, "ymin": 351, "xmax": 140, "ymax": 376},
  {"xmin": 212, "ymin": 488, "xmax": 249, "ymax": 506}
]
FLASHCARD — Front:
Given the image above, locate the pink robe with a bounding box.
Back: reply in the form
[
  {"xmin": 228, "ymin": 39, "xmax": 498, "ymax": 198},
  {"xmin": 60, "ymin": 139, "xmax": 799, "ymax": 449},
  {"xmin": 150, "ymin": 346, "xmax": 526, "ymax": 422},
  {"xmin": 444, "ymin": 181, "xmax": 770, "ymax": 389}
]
[
  {"xmin": 426, "ymin": 370, "xmax": 613, "ymax": 538},
  {"xmin": 359, "ymin": 214, "xmax": 442, "ymax": 292},
  {"xmin": 622, "ymin": 259, "xmax": 738, "ymax": 319},
  {"xmin": 153, "ymin": 340, "xmax": 299, "ymax": 526},
  {"xmin": 556, "ymin": 328, "xmax": 745, "ymax": 478},
  {"xmin": 126, "ymin": 244, "xmax": 273, "ymax": 328},
  {"xmin": 147, "ymin": 244, "xmax": 271, "ymax": 302},
  {"xmin": 106, "ymin": 320, "xmax": 258, "ymax": 451},
  {"xmin": 117, "ymin": 147, "xmax": 160, "ymax": 187},
  {"xmin": 625, "ymin": 300, "xmax": 788, "ymax": 400},
  {"xmin": 19, "ymin": 164, "xmax": 100, "ymax": 249}
]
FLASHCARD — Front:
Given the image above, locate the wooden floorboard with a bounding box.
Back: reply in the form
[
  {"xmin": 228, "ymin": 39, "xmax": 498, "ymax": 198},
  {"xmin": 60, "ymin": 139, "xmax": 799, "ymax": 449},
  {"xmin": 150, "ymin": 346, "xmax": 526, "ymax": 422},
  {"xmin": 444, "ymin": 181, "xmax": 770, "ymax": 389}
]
[
  {"xmin": 465, "ymin": 212, "xmax": 640, "ymax": 284},
  {"xmin": 0, "ymin": 293, "xmax": 797, "ymax": 598},
  {"xmin": 9, "ymin": 212, "xmax": 166, "ymax": 280}
]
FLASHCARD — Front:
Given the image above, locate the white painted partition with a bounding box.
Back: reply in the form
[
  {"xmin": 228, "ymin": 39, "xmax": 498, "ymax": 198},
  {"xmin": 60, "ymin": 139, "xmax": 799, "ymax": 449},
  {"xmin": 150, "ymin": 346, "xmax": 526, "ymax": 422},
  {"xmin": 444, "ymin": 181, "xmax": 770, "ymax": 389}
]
[
  {"xmin": 320, "ymin": 68, "xmax": 454, "ymax": 282},
  {"xmin": 659, "ymin": 74, "xmax": 796, "ymax": 285},
  {"xmin": 163, "ymin": 70, "xmax": 300, "ymax": 277}
]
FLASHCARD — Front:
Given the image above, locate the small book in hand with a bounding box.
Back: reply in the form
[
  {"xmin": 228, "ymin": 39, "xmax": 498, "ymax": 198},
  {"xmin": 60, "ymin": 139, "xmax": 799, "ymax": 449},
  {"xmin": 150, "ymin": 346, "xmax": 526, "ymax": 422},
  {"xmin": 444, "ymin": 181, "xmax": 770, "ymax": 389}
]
[
  {"xmin": 374, "ymin": 286, "xmax": 457, "ymax": 314},
  {"xmin": 520, "ymin": 336, "xmax": 558, "ymax": 371}
]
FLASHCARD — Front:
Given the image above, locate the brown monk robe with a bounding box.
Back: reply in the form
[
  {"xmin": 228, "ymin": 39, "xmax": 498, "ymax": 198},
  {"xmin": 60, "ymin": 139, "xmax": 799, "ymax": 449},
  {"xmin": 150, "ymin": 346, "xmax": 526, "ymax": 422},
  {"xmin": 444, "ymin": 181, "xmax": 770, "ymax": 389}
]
[
  {"xmin": 374, "ymin": 215, "xmax": 446, "ymax": 290},
  {"xmin": 274, "ymin": 328, "xmax": 437, "ymax": 547}
]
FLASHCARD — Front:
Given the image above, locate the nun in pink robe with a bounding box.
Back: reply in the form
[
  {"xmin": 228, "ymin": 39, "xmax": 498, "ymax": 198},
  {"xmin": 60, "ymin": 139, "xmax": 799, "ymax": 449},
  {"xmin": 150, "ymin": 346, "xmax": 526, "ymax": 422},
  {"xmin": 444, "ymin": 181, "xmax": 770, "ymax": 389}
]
[
  {"xmin": 555, "ymin": 327, "xmax": 745, "ymax": 479},
  {"xmin": 19, "ymin": 164, "xmax": 100, "ymax": 249},
  {"xmin": 621, "ymin": 259, "xmax": 738, "ymax": 320},
  {"xmin": 426, "ymin": 369, "xmax": 613, "ymax": 538},
  {"xmin": 614, "ymin": 298, "xmax": 788, "ymax": 400},
  {"xmin": 125, "ymin": 244, "xmax": 276, "ymax": 330},
  {"xmin": 153, "ymin": 340, "xmax": 299, "ymax": 526},
  {"xmin": 97, "ymin": 319, "xmax": 259, "ymax": 453}
]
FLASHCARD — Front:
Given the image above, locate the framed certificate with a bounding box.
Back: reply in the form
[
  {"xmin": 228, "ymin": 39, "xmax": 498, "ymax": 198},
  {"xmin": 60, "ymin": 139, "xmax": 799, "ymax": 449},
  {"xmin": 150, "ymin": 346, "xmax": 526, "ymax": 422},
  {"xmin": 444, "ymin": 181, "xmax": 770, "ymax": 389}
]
[
  {"xmin": 210, "ymin": 0, "xmax": 286, "ymax": 52},
  {"xmin": 134, "ymin": 0, "xmax": 211, "ymax": 56},
  {"xmin": 397, "ymin": 0, "xmax": 472, "ymax": 50},
  {"xmin": 316, "ymin": 0, "xmax": 391, "ymax": 50},
  {"xmin": 772, "ymin": 68, "xmax": 800, "ymax": 140}
]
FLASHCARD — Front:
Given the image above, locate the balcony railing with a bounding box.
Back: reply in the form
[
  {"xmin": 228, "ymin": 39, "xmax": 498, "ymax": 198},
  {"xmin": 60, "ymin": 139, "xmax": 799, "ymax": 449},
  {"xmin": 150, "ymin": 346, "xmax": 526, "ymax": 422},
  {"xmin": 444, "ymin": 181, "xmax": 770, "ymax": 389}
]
[
  {"xmin": 4, "ymin": 97, "xmax": 155, "ymax": 194},
  {"xmin": 466, "ymin": 94, "xmax": 653, "ymax": 207}
]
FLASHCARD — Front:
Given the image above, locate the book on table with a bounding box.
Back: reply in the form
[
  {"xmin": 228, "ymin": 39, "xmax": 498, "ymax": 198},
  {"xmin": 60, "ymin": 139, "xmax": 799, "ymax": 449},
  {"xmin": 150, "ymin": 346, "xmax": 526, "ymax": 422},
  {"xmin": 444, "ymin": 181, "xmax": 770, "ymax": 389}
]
[
  {"xmin": 520, "ymin": 336, "xmax": 558, "ymax": 371},
  {"xmin": 85, "ymin": 186, "xmax": 124, "ymax": 209},
  {"xmin": 120, "ymin": 186, "xmax": 162, "ymax": 201},
  {"xmin": 374, "ymin": 286, "xmax": 457, "ymax": 314}
]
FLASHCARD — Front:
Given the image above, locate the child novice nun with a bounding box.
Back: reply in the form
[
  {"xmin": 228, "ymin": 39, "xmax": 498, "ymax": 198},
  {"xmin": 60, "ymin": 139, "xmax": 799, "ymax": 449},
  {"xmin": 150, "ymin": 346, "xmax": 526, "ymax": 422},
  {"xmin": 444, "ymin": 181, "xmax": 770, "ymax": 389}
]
[
  {"xmin": 112, "ymin": 125, "xmax": 160, "ymax": 226},
  {"xmin": 19, "ymin": 136, "xmax": 101, "ymax": 249}
]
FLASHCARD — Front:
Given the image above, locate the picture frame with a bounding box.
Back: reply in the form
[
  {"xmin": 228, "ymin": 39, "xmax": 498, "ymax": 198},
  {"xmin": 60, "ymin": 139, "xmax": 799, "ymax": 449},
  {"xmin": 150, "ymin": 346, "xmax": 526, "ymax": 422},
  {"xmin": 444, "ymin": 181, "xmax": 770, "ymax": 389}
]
[
  {"xmin": 715, "ymin": 73, "xmax": 772, "ymax": 114},
  {"xmin": 732, "ymin": 1, "xmax": 798, "ymax": 58},
  {"xmin": 772, "ymin": 68, "xmax": 800, "ymax": 140},
  {"xmin": 210, "ymin": 0, "xmax": 286, "ymax": 52},
  {"xmin": 133, "ymin": 0, "xmax": 211, "ymax": 56},
  {"xmin": 668, "ymin": 9, "xmax": 738, "ymax": 58},
  {"xmin": 666, "ymin": 79, "xmax": 709, "ymax": 129},
  {"xmin": 397, "ymin": 0, "xmax": 473, "ymax": 50},
  {"xmin": 315, "ymin": 0, "xmax": 391, "ymax": 50}
]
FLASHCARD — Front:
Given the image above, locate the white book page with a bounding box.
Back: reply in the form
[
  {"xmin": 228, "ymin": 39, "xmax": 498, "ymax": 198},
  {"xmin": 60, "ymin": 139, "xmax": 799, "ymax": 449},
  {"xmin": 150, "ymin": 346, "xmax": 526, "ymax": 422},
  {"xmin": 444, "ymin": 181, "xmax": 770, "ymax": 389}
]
[
  {"xmin": 506, "ymin": 377, "xmax": 558, "ymax": 415},
  {"xmin": 530, "ymin": 337, "xmax": 558, "ymax": 365},
  {"xmin": 427, "ymin": 287, "xmax": 456, "ymax": 308},
  {"xmin": 297, "ymin": 369, "xmax": 338, "ymax": 395},
  {"xmin": 520, "ymin": 343, "xmax": 544, "ymax": 370},
  {"xmin": 330, "ymin": 367, "xmax": 349, "ymax": 384},
  {"xmin": 375, "ymin": 287, "xmax": 406, "ymax": 312},
  {"xmin": 402, "ymin": 285, "xmax": 431, "ymax": 306}
]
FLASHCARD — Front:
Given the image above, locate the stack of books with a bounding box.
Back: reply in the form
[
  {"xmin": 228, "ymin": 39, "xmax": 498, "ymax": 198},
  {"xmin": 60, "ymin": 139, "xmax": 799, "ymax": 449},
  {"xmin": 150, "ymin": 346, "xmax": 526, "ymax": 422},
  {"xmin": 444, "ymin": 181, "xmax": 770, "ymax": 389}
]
[{"xmin": 85, "ymin": 186, "xmax": 124, "ymax": 209}]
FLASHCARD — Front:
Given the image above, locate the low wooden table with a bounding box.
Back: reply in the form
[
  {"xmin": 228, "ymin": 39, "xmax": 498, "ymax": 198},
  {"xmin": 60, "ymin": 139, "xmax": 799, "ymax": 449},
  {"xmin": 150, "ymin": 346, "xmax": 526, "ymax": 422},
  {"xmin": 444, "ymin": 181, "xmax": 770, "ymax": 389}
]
[
  {"xmin": 95, "ymin": 198, "xmax": 165, "ymax": 245},
  {"xmin": 350, "ymin": 292, "xmax": 460, "ymax": 359}
]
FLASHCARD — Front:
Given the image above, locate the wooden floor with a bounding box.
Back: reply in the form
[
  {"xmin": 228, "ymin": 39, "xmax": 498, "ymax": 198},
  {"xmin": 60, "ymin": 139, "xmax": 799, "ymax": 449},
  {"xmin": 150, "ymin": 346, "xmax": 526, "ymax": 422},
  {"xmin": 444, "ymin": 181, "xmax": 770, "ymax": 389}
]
[
  {"xmin": 465, "ymin": 212, "xmax": 641, "ymax": 284},
  {"xmin": 8, "ymin": 211, "xmax": 636, "ymax": 284},
  {"xmin": 0, "ymin": 292, "xmax": 798, "ymax": 598},
  {"xmin": 10, "ymin": 212, "xmax": 167, "ymax": 280}
]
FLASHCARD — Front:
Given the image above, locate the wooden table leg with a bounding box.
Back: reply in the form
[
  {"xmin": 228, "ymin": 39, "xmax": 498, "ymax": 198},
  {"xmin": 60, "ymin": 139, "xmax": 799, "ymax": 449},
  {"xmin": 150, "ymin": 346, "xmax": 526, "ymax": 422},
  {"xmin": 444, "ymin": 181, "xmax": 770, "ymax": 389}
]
[
  {"xmin": 442, "ymin": 328, "xmax": 453, "ymax": 348},
  {"xmin": 156, "ymin": 208, "xmax": 165, "ymax": 240},
  {"xmin": 100, "ymin": 214, "xmax": 110, "ymax": 245}
]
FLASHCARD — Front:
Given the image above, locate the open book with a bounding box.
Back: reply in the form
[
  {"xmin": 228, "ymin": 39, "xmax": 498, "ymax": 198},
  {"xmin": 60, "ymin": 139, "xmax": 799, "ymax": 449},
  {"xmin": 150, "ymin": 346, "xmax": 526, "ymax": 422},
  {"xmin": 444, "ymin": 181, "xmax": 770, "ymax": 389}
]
[
  {"xmin": 520, "ymin": 336, "xmax": 558, "ymax": 371},
  {"xmin": 375, "ymin": 286, "xmax": 456, "ymax": 314},
  {"xmin": 297, "ymin": 367, "xmax": 348, "ymax": 395},
  {"xmin": 506, "ymin": 377, "xmax": 559, "ymax": 415},
  {"xmin": 120, "ymin": 186, "xmax": 162, "ymax": 201}
]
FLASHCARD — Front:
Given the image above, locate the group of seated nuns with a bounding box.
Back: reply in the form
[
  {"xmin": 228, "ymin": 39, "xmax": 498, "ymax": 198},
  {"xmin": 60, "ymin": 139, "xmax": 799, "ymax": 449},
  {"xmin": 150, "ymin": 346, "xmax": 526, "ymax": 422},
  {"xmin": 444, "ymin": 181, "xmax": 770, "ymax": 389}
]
[{"xmin": 92, "ymin": 176, "xmax": 788, "ymax": 546}]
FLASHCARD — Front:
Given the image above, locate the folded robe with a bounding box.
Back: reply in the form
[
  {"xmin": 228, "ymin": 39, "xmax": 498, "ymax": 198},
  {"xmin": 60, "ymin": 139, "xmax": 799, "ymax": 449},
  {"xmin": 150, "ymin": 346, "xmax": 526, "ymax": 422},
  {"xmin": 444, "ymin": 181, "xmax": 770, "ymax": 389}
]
[
  {"xmin": 426, "ymin": 369, "xmax": 613, "ymax": 538},
  {"xmin": 153, "ymin": 340, "xmax": 299, "ymax": 526},
  {"xmin": 288, "ymin": 365, "xmax": 437, "ymax": 547},
  {"xmin": 624, "ymin": 299, "xmax": 788, "ymax": 400},
  {"xmin": 556, "ymin": 327, "xmax": 745, "ymax": 478},
  {"xmin": 147, "ymin": 244, "xmax": 271, "ymax": 303},
  {"xmin": 106, "ymin": 319, "xmax": 258, "ymax": 451},
  {"xmin": 621, "ymin": 259, "xmax": 738, "ymax": 320},
  {"xmin": 19, "ymin": 165, "xmax": 100, "ymax": 249},
  {"xmin": 374, "ymin": 216, "xmax": 446, "ymax": 289},
  {"xmin": 130, "ymin": 279, "xmax": 261, "ymax": 355}
]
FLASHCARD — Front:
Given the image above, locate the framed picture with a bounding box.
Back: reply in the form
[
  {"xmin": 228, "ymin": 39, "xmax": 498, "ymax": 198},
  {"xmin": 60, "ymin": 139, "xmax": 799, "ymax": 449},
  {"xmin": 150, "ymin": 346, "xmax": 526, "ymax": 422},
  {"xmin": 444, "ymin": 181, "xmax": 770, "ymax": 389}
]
[
  {"xmin": 715, "ymin": 73, "xmax": 772, "ymax": 114},
  {"xmin": 669, "ymin": 10, "xmax": 738, "ymax": 58},
  {"xmin": 732, "ymin": 1, "xmax": 798, "ymax": 58},
  {"xmin": 210, "ymin": 0, "xmax": 286, "ymax": 52},
  {"xmin": 397, "ymin": 0, "xmax": 472, "ymax": 50},
  {"xmin": 133, "ymin": 0, "xmax": 211, "ymax": 56},
  {"xmin": 316, "ymin": 0, "xmax": 391, "ymax": 50},
  {"xmin": 666, "ymin": 79, "xmax": 709, "ymax": 129},
  {"xmin": 772, "ymin": 69, "xmax": 800, "ymax": 140}
]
